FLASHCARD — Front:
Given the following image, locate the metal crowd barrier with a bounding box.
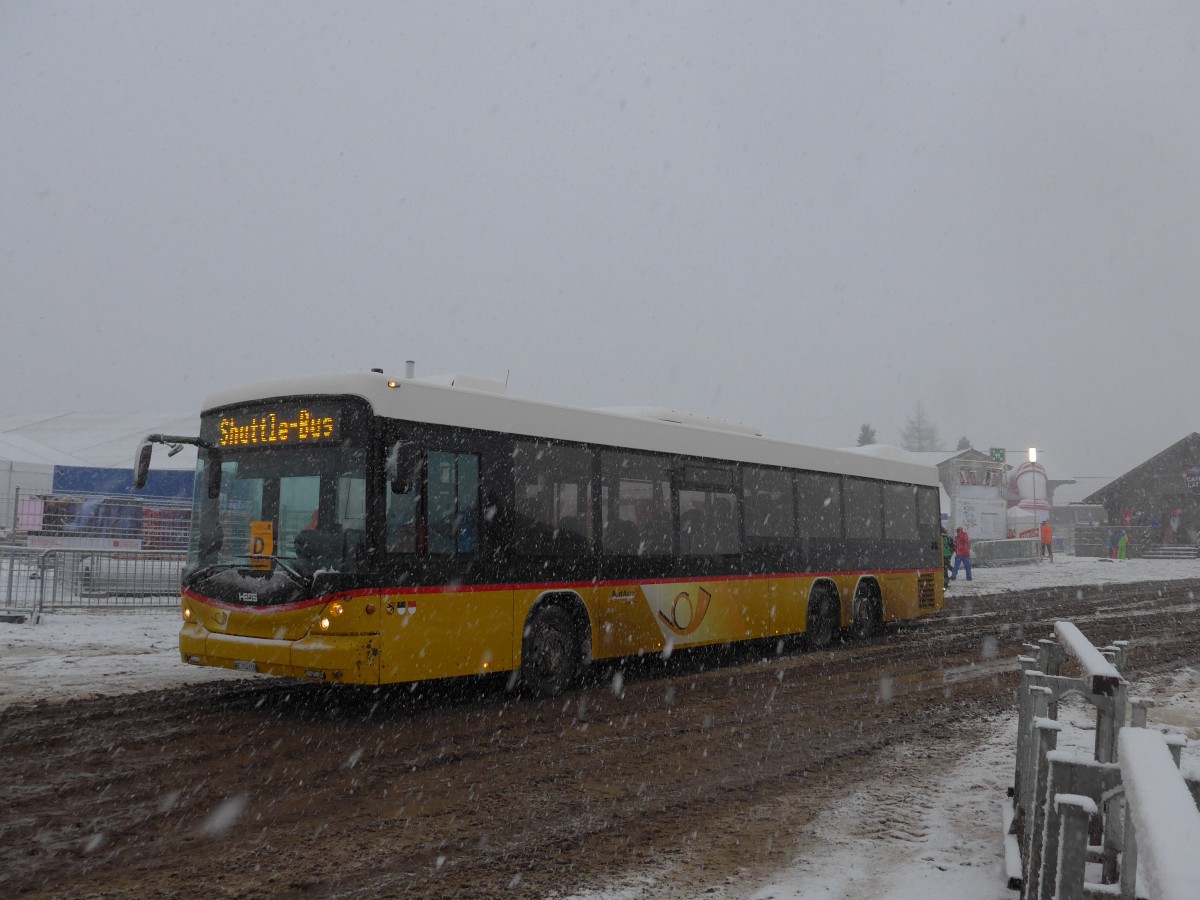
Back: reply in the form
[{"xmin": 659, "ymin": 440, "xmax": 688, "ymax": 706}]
[
  {"xmin": 972, "ymin": 537, "xmax": 1041, "ymax": 567},
  {"xmin": 1, "ymin": 546, "xmax": 185, "ymax": 622},
  {"xmin": 1005, "ymin": 621, "xmax": 1200, "ymax": 899}
]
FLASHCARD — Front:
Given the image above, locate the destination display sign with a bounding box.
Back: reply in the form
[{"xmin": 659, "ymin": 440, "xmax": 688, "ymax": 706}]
[{"xmin": 207, "ymin": 404, "xmax": 341, "ymax": 448}]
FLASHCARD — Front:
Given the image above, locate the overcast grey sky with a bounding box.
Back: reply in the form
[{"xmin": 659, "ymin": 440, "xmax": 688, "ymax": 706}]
[{"xmin": 3, "ymin": 2, "xmax": 1198, "ymax": 496}]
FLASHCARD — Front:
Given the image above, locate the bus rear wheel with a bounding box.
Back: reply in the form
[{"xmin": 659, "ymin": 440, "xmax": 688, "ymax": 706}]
[
  {"xmin": 521, "ymin": 605, "xmax": 579, "ymax": 697},
  {"xmin": 851, "ymin": 594, "xmax": 882, "ymax": 641},
  {"xmin": 805, "ymin": 593, "xmax": 837, "ymax": 650}
]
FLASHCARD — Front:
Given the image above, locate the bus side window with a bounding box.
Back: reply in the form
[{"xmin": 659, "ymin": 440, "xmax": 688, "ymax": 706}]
[
  {"xmin": 428, "ymin": 452, "xmax": 479, "ymax": 555},
  {"xmin": 675, "ymin": 463, "xmax": 740, "ymax": 556},
  {"xmin": 796, "ymin": 473, "xmax": 842, "ymax": 538},
  {"xmin": 883, "ymin": 484, "xmax": 918, "ymax": 541},
  {"xmin": 677, "ymin": 489, "xmax": 740, "ymax": 555},
  {"xmin": 513, "ymin": 442, "xmax": 594, "ymax": 555},
  {"xmin": 601, "ymin": 450, "xmax": 672, "ymax": 556},
  {"xmin": 843, "ymin": 478, "xmax": 882, "ymax": 540},
  {"xmin": 744, "ymin": 467, "xmax": 796, "ymax": 549}
]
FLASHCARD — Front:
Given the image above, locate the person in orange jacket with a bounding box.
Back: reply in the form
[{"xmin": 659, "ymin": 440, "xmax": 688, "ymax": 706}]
[{"xmin": 1040, "ymin": 521, "xmax": 1053, "ymax": 560}]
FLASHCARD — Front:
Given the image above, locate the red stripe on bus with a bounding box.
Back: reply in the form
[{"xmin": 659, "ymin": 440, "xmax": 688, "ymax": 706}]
[{"xmin": 182, "ymin": 568, "xmax": 934, "ymax": 610}]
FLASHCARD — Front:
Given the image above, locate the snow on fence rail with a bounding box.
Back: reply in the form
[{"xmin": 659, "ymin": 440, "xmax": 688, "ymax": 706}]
[
  {"xmin": 1, "ymin": 546, "xmax": 184, "ymax": 623},
  {"xmin": 1118, "ymin": 728, "xmax": 1200, "ymax": 900},
  {"xmin": 1006, "ymin": 620, "xmax": 1200, "ymax": 899},
  {"xmin": 1054, "ymin": 620, "xmax": 1122, "ymax": 696}
]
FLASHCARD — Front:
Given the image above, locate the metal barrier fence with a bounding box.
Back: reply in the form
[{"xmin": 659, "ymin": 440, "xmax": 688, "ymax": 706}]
[
  {"xmin": 1005, "ymin": 622, "xmax": 1200, "ymax": 899},
  {"xmin": 1, "ymin": 547, "xmax": 185, "ymax": 621},
  {"xmin": 972, "ymin": 537, "xmax": 1041, "ymax": 567},
  {"xmin": 1075, "ymin": 525, "xmax": 1154, "ymax": 559},
  {"xmin": 2, "ymin": 490, "xmax": 192, "ymax": 550}
]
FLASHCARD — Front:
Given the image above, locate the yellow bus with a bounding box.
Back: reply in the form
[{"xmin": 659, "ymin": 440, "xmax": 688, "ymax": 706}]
[{"xmin": 135, "ymin": 370, "xmax": 944, "ymax": 696}]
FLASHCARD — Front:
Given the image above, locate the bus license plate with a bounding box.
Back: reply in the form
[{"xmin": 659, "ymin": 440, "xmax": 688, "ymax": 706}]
[{"xmin": 235, "ymin": 660, "xmax": 259, "ymax": 673}]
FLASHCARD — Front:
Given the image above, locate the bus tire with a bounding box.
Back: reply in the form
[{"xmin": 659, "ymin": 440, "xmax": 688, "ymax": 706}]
[
  {"xmin": 805, "ymin": 590, "xmax": 837, "ymax": 650},
  {"xmin": 521, "ymin": 605, "xmax": 579, "ymax": 697},
  {"xmin": 852, "ymin": 593, "xmax": 882, "ymax": 641}
]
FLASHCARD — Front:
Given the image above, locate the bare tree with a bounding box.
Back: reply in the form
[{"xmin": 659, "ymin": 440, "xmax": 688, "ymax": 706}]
[
  {"xmin": 900, "ymin": 402, "xmax": 941, "ymax": 452},
  {"xmin": 956, "ymin": 435, "xmax": 971, "ymax": 451},
  {"xmin": 856, "ymin": 424, "xmax": 877, "ymax": 446}
]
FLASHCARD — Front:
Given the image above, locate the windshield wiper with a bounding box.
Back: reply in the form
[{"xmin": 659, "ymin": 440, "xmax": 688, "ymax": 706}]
[
  {"xmin": 185, "ymin": 561, "xmax": 238, "ymax": 583},
  {"xmin": 261, "ymin": 556, "xmax": 311, "ymax": 590}
]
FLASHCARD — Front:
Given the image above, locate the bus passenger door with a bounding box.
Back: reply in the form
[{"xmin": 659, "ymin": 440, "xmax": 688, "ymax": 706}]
[{"xmin": 379, "ymin": 448, "xmax": 514, "ymax": 682}]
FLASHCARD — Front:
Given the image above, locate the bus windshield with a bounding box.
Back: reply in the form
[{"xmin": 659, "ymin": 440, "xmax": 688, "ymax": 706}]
[{"xmin": 188, "ymin": 442, "xmax": 367, "ymax": 577}]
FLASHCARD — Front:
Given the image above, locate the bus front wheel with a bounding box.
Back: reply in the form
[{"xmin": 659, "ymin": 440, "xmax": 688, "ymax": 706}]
[{"xmin": 521, "ymin": 605, "xmax": 579, "ymax": 697}]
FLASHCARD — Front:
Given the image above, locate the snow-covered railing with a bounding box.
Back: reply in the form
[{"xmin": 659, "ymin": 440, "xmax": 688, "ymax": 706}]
[
  {"xmin": 1117, "ymin": 727, "xmax": 1200, "ymax": 900},
  {"xmin": 1054, "ymin": 620, "xmax": 1122, "ymax": 697},
  {"xmin": 1005, "ymin": 621, "xmax": 1200, "ymax": 900}
]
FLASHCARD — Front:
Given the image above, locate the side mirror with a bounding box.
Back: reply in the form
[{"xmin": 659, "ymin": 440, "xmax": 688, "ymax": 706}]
[
  {"xmin": 133, "ymin": 439, "xmax": 154, "ymax": 490},
  {"xmin": 387, "ymin": 440, "xmax": 420, "ymax": 494},
  {"xmin": 135, "ymin": 433, "xmax": 220, "ymax": 497}
]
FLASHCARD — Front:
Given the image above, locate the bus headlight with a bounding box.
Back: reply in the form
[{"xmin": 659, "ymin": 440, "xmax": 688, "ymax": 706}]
[
  {"xmin": 182, "ymin": 603, "xmax": 193, "ymax": 622},
  {"xmin": 318, "ymin": 601, "xmax": 344, "ymax": 632}
]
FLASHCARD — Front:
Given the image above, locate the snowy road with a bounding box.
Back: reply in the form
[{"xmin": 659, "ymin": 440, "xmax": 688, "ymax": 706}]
[{"xmin": 2, "ymin": 559, "xmax": 1199, "ymax": 899}]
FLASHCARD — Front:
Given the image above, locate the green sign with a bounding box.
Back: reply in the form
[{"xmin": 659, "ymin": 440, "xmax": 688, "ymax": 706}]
[{"xmin": 989, "ymin": 447, "xmax": 1006, "ymax": 463}]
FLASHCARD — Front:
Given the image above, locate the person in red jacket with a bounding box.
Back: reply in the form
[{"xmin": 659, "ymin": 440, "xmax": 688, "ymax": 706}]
[{"xmin": 950, "ymin": 527, "xmax": 972, "ymax": 581}]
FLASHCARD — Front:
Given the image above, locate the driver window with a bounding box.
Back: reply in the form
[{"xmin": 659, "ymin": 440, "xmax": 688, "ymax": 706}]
[
  {"xmin": 278, "ymin": 476, "xmax": 320, "ymax": 558},
  {"xmin": 428, "ymin": 451, "xmax": 479, "ymax": 555},
  {"xmin": 386, "ymin": 451, "xmax": 480, "ymax": 555}
]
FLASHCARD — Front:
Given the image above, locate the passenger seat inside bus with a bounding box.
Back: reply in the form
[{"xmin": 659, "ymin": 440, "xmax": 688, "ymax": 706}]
[{"xmin": 604, "ymin": 518, "xmax": 641, "ymax": 555}]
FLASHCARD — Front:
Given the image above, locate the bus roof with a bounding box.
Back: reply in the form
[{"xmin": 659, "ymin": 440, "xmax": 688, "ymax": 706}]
[{"xmin": 202, "ymin": 371, "xmax": 939, "ymax": 487}]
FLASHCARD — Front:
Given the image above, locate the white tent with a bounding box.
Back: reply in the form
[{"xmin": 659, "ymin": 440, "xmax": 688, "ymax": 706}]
[{"xmin": 1006, "ymin": 505, "xmax": 1040, "ymax": 538}]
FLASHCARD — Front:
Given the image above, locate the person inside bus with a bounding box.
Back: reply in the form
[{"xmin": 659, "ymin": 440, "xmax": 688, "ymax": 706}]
[
  {"xmin": 603, "ymin": 516, "xmax": 641, "ymax": 554},
  {"xmin": 386, "ymin": 490, "xmax": 418, "ymax": 553},
  {"xmin": 480, "ymin": 490, "xmax": 516, "ymax": 558},
  {"xmin": 949, "ymin": 527, "xmax": 972, "ymax": 581},
  {"xmin": 453, "ymin": 509, "xmax": 478, "ymax": 554},
  {"xmin": 680, "ymin": 507, "xmax": 704, "ymax": 554}
]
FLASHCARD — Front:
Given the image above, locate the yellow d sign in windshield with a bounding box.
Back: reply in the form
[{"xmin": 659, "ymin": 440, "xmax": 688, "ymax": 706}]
[{"xmin": 249, "ymin": 520, "xmax": 274, "ymax": 570}]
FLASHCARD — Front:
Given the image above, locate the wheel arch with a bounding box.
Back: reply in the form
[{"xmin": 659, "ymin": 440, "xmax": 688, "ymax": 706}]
[
  {"xmin": 523, "ymin": 590, "xmax": 593, "ymax": 668},
  {"xmin": 806, "ymin": 577, "xmax": 842, "ymax": 621},
  {"xmin": 852, "ymin": 575, "xmax": 884, "ymax": 619},
  {"xmin": 850, "ymin": 575, "xmax": 885, "ymax": 635}
]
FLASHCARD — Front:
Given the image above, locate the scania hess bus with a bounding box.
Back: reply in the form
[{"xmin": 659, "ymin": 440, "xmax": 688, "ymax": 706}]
[{"xmin": 135, "ymin": 370, "xmax": 944, "ymax": 696}]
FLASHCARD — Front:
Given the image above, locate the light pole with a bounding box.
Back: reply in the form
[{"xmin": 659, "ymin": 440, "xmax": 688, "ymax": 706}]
[{"xmin": 1029, "ymin": 448, "xmax": 1039, "ymax": 559}]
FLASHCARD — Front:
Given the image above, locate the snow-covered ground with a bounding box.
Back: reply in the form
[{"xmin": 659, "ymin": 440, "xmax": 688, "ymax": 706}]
[
  {"xmin": 752, "ymin": 557, "xmax": 1200, "ymax": 900},
  {"xmin": 940, "ymin": 552, "xmax": 1200, "ymax": 598},
  {"xmin": 0, "ymin": 607, "xmax": 246, "ymax": 706},
  {"xmin": 3, "ymin": 555, "xmax": 1199, "ymax": 899}
]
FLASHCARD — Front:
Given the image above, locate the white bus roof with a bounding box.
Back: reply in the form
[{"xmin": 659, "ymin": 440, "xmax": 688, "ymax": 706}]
[{"xmin": 202, "ymin": 371, "xmax": 938, "ymax": 487}]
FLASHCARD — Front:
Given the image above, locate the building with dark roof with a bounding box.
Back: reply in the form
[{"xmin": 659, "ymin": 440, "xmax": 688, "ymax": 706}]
[{"xmin": 1084, "ymin": 433, "xmax": 1200, "ymax": 545}]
